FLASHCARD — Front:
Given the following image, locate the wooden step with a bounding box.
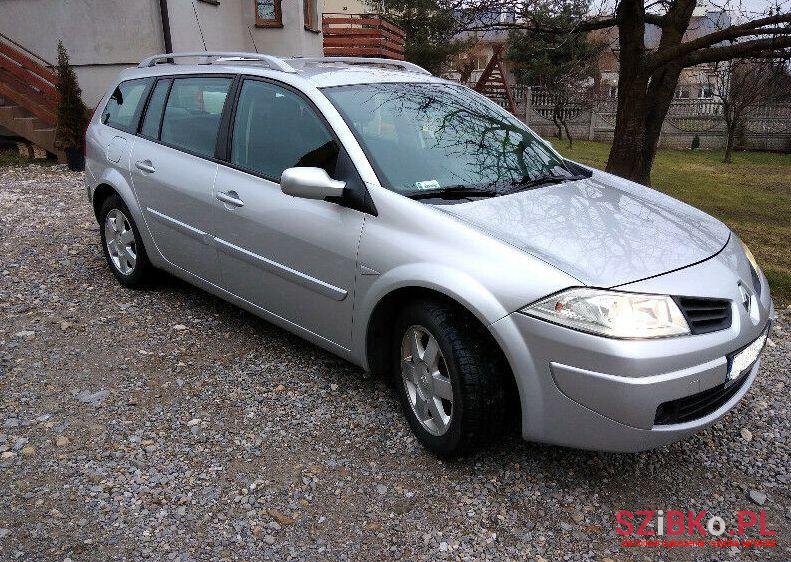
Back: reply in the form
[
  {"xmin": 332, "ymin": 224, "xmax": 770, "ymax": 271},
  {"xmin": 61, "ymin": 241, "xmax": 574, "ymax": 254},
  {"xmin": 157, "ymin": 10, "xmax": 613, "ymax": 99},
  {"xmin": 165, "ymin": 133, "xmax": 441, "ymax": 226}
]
[{"xmin": 0, "ymin": 102, "xmax": 63, "ymax": 161}]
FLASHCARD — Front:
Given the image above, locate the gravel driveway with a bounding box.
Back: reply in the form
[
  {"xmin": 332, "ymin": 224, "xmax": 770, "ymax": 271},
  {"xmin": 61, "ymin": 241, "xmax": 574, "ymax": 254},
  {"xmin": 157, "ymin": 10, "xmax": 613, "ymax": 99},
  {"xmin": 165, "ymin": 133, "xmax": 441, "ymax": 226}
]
[{"xmin": 0, "ymin": 164, "xmax": 789, "ymax": 562}]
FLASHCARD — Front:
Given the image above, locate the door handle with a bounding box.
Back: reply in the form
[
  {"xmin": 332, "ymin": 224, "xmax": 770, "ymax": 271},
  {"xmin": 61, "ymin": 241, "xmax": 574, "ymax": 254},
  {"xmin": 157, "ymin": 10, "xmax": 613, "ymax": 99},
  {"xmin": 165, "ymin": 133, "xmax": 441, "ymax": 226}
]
[
  {"xmin": 216, "ymin": 190, "xmax": 245, "ymax": 208},
  {"xmin": 135, "ymin": 160, "xmax": 156, "ymax": 173}
]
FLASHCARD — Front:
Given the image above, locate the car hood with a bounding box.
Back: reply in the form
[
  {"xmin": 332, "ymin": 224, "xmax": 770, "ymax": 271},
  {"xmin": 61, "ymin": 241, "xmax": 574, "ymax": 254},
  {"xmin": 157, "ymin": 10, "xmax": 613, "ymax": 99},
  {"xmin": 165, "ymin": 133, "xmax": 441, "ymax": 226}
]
[{"xmin": 435, "ymin": 171, "xmax": 731, "ymax": 287}]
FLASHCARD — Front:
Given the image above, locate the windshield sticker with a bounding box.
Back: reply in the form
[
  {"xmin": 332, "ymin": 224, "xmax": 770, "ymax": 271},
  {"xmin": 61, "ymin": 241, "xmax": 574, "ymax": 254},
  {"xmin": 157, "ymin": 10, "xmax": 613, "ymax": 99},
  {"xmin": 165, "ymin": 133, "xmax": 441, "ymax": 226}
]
[{"xmin": 415, "ymin": 180, "xmax": 441, "ymax": 191}]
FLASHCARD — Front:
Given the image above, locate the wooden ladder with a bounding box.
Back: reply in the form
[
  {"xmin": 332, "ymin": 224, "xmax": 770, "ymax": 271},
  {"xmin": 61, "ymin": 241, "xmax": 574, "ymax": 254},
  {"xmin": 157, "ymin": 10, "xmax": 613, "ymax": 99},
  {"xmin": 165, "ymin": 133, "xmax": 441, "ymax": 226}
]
[
  {"xmin": 474, "ymin": 44, "xmax": 516, "ymax": 115},
  {"xmin": 0, "ymin": 32, "xmax": 63, "ymax": 161}
]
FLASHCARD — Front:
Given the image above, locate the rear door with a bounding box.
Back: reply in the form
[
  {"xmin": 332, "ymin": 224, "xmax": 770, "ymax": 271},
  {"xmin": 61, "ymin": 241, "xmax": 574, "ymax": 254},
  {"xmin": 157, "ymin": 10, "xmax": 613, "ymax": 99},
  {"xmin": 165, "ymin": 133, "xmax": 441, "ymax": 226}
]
[
  {"xmin": 212, "ymin": 78, "xmax": 367, "ymax": 349},
  {"xmin": 130, "ymin": 75, "xmax": 233, "ymax": 284},
  {"xmin": 95, "ymin": 77, "xmax": 152, "ymax": 187}
]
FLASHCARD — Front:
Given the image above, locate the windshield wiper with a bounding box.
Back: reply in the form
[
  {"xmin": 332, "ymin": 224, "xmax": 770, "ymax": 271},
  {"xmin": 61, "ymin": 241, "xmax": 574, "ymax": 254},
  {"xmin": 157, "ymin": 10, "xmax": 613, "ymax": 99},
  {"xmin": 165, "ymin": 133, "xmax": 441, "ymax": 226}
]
[
  {"xmin": 405, "ymin": 185, "xmax": 500, "ymax": 200},
  {"xmin": 510, "ymin": 173, "xmax": 587, "ymax": 192}
]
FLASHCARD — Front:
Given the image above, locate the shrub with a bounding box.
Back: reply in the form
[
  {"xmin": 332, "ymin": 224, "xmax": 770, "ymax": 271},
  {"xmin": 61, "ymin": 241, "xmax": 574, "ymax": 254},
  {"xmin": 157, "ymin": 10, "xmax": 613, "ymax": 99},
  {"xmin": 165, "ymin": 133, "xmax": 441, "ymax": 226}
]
[
  {"xmin": 691, "ymin": 135, "xmax": 701, "ymax": 150},
  {"xmin": 53, "ymin": 41, "xmax": 89, "ymax": 152}
]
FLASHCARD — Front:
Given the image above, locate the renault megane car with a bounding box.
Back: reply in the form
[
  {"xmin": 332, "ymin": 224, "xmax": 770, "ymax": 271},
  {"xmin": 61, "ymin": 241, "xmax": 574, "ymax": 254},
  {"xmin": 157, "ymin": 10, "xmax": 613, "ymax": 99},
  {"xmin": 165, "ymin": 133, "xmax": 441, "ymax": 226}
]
[{"xmin": 85, "ymin": 52, "xmax": 774, "ymax": 456}]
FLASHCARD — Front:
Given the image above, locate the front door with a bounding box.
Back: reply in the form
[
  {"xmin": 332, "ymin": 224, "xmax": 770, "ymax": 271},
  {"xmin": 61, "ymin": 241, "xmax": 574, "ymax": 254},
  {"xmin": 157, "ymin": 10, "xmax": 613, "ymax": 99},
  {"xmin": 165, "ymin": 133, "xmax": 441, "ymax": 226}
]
[
  {"xmin": 130, "ymin": 76, "xmax": 233, "ymax": 283},
  {"xmin": 212, "ymin": 78, "xmax": 365, "ymax": 349}
]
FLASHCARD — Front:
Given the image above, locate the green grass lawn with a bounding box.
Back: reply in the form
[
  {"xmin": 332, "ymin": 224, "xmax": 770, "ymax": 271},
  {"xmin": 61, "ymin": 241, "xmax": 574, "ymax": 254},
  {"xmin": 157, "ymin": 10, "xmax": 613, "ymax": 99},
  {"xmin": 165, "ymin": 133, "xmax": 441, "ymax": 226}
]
[{"xmin": 558, "ymin": 140, "xmax": 791, "ymax": 307}]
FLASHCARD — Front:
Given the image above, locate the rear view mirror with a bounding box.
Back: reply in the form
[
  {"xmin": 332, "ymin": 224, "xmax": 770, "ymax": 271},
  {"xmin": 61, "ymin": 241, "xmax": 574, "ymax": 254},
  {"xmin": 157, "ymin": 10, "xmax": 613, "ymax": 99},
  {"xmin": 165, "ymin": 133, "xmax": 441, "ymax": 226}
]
[{"xmin": 280, "ymin": 167, "xmax": 345, "ymax": 200}]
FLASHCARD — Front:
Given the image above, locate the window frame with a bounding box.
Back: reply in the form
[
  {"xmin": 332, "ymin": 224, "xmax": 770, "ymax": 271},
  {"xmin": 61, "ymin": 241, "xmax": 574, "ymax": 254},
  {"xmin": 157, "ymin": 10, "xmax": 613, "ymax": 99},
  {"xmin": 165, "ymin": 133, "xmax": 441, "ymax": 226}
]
[
  {"xmin": 134, "ymin": 73, "xmax": 239, "ymax": 163},
  {"xmin": 254, "ymin": 0, "xmax": 283, "ymax": 28},
  {"xmin": 221, "ymin": 76, "xmax": 338, "ymax": 184},
  {"xmin": 137, "ymin": 78, "xmax": 173, "ymax": 141},
  {"xmin": 218, "ymin": 75, "xmax": 377, "ymax": 215},
  {"xmin": 303, "ymin": 0, "xmax": 320, "ymax": 32},
  {"xmin": 101, "ymin": 77, "xmax": 154, "ymax": 134},
  {"xmin": 131, "ymin": 72, "xmax": 376, "ymax": 215}
]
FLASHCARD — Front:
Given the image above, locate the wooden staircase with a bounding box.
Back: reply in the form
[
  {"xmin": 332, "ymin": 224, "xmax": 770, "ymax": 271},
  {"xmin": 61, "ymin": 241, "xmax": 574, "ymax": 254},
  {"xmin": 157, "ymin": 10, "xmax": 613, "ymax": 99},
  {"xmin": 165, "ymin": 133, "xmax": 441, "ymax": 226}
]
[{"xmin": 0, "ymin": 32, "xmax": 63, "ymax": 161}]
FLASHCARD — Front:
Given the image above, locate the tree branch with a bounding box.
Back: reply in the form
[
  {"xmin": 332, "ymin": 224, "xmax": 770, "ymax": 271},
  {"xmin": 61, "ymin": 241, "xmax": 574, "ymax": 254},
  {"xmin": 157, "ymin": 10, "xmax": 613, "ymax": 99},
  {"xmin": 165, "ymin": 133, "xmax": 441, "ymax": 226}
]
[
  {"xmin": 684, "ymin": 35, "xmax": 791, "ymax": 65},
  {"xmin": 650, "ymin": 12, "xmax": 791, "ymax": 68}
]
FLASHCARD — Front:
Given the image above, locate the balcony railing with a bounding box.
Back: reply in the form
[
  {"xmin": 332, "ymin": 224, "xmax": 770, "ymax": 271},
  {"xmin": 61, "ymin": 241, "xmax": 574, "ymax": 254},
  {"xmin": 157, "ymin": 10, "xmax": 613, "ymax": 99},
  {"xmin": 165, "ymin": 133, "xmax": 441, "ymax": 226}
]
[{"xmin": 322, "ymin": 13, "xmax": 405, "ymax": 60}]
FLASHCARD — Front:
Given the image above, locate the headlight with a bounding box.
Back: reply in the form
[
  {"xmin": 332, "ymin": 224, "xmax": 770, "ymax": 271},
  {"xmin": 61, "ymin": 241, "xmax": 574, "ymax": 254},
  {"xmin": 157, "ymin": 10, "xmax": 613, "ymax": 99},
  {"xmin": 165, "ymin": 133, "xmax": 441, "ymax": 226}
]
[
  {"xmin": 521, "ymin": 288, "xmax": 690, "ymax": 339},
  {"xmin": 739, "ymin": 239, "xmax": 760, "ymax": 274}
]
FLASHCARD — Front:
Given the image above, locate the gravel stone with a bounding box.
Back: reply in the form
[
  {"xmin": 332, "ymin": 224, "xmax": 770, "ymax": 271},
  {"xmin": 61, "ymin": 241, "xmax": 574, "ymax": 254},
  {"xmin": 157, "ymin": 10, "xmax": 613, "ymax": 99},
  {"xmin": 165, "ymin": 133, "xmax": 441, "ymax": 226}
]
[
  {"xmin": 75, "ymin": 389, "xmax": 110, "ymax": 406},
  {"xmin": 749, "ymin": 490, "xmax": 767, "ymax": 505},
  {"xmin": 1, "ymin": 164, "xmax": 789, "ymax": 561}
]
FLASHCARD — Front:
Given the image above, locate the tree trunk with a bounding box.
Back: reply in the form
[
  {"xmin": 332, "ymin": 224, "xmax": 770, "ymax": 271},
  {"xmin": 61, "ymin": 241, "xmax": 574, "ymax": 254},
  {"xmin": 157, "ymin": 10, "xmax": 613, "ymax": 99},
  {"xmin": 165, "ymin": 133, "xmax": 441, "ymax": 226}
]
[
  {"xmin": 562, "ymin": 117, "xmax": 573, "ymax": 148},
  {"xmin": 605, "ymin": 75, "xmax": 653, "ymax": 183},
  {"xmin": 605, "ymin": 0, "xmax": 695, "ymax": 186},
  {"xmin": 723, "ymin": 120, "xmax": 738, "ymax": 163},
  {"xmin": 552, "ymin": 105, "xmax": 563, "ymax": 140},
  {"xmin": 604, "ymin": 0, "xmax": 653, "ymax": 184}
]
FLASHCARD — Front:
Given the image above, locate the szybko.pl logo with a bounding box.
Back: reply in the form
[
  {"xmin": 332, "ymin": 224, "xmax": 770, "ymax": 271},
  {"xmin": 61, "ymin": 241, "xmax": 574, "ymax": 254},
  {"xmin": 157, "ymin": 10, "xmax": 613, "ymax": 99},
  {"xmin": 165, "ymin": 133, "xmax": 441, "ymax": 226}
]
[{"xmin": 615, "ymin": 510, "xmax": 777, "ymax": 549}]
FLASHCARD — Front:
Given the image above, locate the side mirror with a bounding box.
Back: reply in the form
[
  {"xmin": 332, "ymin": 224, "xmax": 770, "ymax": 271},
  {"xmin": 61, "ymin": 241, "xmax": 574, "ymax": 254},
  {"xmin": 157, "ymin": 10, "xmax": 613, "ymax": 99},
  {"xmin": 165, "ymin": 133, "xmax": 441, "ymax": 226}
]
[{"xmin": 280, "ymin": 167, "xmax": 345, "ymax": 200}]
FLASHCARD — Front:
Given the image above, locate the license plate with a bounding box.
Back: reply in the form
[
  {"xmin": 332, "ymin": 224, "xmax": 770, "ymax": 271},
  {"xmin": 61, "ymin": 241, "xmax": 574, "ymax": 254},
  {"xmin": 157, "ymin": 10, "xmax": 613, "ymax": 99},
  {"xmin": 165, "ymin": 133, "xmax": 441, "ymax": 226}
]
[{"xmin": 727, "ymin": 325, "xmax": 769, "ymax": 382}]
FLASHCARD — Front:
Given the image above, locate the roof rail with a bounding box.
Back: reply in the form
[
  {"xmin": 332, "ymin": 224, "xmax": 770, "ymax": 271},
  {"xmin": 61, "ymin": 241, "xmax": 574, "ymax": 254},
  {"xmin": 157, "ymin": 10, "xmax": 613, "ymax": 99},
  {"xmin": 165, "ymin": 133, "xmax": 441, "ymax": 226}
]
[
  {"xmin": 138, "ymin": 52, "xmax": 298, "ymax": 73},
  {"xmin": 293, "ymin": 57, "xmax": 432, "ymax": 76}
]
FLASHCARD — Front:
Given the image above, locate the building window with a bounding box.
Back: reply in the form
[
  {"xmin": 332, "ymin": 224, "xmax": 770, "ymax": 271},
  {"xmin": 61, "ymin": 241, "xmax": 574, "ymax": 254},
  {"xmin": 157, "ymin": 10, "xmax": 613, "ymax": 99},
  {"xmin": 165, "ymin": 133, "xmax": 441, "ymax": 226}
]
[
  {"xmin": 698, "ymin": 84, "xmax": 714, "ymax": 98},
  {"xmin": 304, "ymin": 0, "xmax": 319, "ymax": 31},
  {"xmin": 675, "ymin": 86, "xmax": 690, "ymax": 99},
  {"xmin": 255, "ymin": 0, "xmax": 282, "ymax": 28}
]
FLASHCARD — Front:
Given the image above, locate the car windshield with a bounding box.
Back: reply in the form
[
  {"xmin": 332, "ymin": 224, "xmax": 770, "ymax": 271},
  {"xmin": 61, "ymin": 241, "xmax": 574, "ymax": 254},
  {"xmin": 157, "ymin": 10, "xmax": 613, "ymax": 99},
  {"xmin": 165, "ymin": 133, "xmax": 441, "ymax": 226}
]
[{"xmin": 322, "ymin": 82, "xmax": 575, "ymax": 196}]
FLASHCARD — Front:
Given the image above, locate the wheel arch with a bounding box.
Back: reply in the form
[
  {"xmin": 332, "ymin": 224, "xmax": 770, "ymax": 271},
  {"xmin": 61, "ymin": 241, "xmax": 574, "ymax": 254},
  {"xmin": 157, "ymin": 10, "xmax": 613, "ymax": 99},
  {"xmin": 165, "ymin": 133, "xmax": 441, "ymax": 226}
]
[
  {"xmin": 92, "ymin": 183, "xmax": 117, "ymax": 221},
  {"xmin": 88, "ymin": 169, "xmax": 162, "ymax": 268},
  {"xmin": 361, "ymin": 282, "xmax": 522, "ymax": 429}
]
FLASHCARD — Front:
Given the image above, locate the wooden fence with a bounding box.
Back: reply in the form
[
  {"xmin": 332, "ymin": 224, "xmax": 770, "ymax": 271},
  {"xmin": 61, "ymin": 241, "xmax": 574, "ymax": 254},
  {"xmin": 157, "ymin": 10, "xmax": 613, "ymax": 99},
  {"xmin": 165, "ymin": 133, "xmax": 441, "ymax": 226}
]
[{"xmin": 322, "ymin": 14, "xmax": 405, "ymax": 60}]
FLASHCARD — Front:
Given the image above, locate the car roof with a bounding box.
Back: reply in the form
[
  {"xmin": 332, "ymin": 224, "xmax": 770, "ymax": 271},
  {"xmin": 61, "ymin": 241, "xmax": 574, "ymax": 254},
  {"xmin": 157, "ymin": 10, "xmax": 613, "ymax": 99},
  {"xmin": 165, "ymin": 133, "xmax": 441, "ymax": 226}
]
[{"xmin": 119, "ymin": 54, "xmax": 450, "ymax": 89}]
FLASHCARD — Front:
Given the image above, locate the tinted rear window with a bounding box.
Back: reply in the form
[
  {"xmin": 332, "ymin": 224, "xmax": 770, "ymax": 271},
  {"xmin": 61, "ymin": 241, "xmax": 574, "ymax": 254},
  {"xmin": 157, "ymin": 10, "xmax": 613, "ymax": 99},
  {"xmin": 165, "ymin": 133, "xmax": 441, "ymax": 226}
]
[{"xmin": 102, "ymin": 78, "xmax": 151, "ymax": 132}]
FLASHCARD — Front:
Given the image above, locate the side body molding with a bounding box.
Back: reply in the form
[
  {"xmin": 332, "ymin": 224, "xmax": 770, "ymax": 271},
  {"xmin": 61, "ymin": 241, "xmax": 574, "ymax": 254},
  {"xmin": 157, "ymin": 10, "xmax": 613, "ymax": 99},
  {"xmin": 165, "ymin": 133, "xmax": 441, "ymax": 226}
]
[{"xmin": 214, "ymin": 237, "xmax": 349, "ymax": 302}]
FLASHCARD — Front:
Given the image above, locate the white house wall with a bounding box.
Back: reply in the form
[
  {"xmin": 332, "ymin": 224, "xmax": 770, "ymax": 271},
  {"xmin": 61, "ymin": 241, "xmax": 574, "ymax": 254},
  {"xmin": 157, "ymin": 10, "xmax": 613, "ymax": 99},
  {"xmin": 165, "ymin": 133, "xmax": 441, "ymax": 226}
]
[
  {"xmin": 0, "ymin": 0, "xmax": 323, "ymax": 107},
  {"xmin": 0, "ymin": 0, "xmax": 165, "ymax": 106}
]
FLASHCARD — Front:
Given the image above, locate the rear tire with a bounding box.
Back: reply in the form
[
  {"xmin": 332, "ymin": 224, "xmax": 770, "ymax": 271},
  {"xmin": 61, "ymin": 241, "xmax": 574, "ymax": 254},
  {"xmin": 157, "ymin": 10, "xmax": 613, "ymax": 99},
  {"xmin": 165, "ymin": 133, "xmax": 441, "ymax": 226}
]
[
  {"xmin": 98, "ymin": 194, "xmax": 153, "ymax": 288},
  {"xmin": 393, "ymin": 299, "xmax": 508, "ymax": 457}
]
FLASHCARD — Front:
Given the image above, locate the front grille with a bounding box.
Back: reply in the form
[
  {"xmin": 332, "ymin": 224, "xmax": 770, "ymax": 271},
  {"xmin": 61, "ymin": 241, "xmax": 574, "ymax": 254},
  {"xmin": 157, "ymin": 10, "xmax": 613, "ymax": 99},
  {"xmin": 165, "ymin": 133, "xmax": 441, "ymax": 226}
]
[
  {"xmin": 674, "ymin": 296, "xmax": 732, "ymax": 335},
  {"xmin": 654, "ymin": 374, "xmax": 749, "ymax": 425}
]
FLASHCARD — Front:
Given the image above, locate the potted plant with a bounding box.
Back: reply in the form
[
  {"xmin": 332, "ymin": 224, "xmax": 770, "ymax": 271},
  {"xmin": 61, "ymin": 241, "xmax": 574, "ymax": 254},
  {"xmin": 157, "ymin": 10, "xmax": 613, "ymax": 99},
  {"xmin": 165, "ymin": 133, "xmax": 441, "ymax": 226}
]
[{"xmin": 54, "ymin": 41, "xmax": 89, "ymax": 171}]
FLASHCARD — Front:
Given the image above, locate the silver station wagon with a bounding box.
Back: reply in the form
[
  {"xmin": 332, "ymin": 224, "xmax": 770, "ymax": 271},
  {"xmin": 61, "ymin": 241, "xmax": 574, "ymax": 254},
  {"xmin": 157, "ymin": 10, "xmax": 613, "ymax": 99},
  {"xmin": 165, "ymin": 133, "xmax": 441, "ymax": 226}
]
[{"xmin": 85, "ymin": 52, "xmax": 774, "ymax": 457}]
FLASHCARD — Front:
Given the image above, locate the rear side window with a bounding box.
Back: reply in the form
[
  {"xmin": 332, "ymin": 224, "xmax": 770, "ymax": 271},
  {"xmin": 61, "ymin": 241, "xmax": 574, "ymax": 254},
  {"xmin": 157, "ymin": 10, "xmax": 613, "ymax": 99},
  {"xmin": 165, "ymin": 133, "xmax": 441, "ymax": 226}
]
[
  {"xmin": 102, "ymin": 78, "xmax": 151, "ymax": 132},
  {"xmin": 139, "ymin": 79, "xmax": 171, "ymax": 139},
  {"xmin": 160, "ymin": 77, "xmax": 232, "ymax": 158},
  {"xmin": 230, "ymin": 79, "xmax": 337, "ymax": 180}
]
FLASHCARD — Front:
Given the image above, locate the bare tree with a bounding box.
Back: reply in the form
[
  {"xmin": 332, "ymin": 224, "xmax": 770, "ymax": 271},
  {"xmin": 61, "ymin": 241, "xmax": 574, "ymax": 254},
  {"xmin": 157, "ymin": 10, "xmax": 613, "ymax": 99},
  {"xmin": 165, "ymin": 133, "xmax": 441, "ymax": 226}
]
[
  {"xmin": 447, "ymin": 0, "xmax": 791, "ymax": 185},
  {"xmin": 710, "ymin": 57, "xmax": 790, "ymax": 162}
]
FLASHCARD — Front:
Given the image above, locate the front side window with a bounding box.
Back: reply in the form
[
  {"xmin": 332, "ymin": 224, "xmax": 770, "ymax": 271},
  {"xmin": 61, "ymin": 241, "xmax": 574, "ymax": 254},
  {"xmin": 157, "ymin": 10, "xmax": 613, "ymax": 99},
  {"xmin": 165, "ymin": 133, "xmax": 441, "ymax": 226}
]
[
  {"xmin": 102, "ymin": 78, "xmax": 151, "ymax": 132},
  {"xmin": 255, "ymin": 0, "xmax": 282, "ymax": 27},
  {"xmin": 160, "ymin": 77, "xmax": 232, "ymax": 158},
  {"xmin": 323, "ymin": 82, "xmax": 572, "ymax": 196},
  {"xmin": 230, "ymin": 79, "xmax": 337, "ymax": 180}
]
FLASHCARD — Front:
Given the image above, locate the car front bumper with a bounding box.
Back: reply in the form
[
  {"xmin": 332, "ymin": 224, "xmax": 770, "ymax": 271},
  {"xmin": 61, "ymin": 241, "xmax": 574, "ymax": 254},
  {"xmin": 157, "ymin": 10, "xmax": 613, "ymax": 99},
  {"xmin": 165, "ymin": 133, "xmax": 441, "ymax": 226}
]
[{"xmin": 490, "ymin": 240, "xmax": 774, "ymax": 452}]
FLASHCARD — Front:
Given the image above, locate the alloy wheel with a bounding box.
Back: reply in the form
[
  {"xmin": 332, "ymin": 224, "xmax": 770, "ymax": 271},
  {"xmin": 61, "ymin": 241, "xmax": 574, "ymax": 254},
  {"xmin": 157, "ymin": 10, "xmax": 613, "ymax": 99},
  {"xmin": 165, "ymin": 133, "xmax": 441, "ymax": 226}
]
[
  {"xmin": 104, "ymin": 209, "xmax": 137, "ymax": 275},
  {"xmin": 400, "ymin": 325, "xmax": 454, "ymax": 436}
]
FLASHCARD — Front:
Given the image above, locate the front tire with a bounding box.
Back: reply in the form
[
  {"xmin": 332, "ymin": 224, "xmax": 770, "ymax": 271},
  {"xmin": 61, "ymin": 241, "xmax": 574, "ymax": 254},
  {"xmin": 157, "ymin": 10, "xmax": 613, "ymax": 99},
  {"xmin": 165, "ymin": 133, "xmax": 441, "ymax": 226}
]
[
  {"xmin": 393, "ymin": 299, "xmax": 508, "ymax": 457},
  {"xmin": 98, "ymin": 194, "xmax": 153, "ymax": 288}
]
